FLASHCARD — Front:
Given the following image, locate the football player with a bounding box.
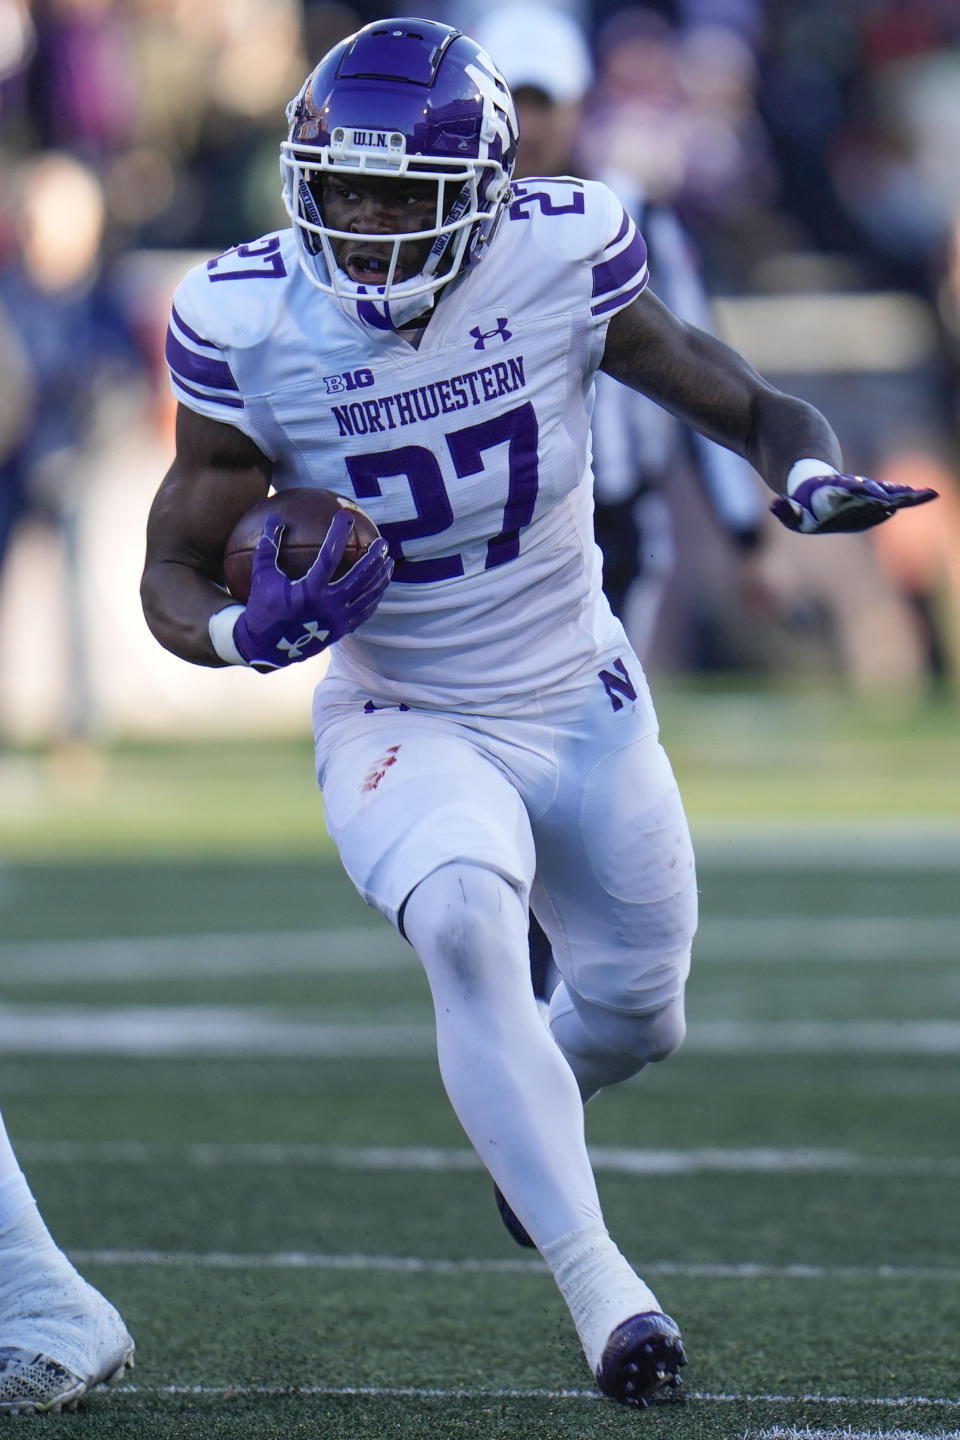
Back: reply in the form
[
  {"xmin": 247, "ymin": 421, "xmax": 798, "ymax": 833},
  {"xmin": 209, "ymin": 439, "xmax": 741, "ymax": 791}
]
[
  {"xmin": 140, "ymin": 18, "xmax": 936, "ymax": 1409},
  {"xmin": 0, "ymin": 1111, "xmax": 134, "ymax": 1413}
]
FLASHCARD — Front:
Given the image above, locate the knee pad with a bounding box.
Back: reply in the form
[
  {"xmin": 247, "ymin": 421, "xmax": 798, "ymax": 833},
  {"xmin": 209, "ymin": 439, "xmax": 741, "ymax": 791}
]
[{"xmin": 569, "ymin": 989, "xmax": 686, "ymax": 1067}]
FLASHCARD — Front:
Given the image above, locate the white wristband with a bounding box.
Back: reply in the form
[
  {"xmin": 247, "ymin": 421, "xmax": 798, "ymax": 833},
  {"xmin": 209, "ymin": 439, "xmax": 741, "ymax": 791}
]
[
  {"xmin": 208, "ymin": 604, "xmax": 248, "ymax": 666},
  {"xmin": 786, "ymin": 457, "xmax": 841, "ymax": 497}
]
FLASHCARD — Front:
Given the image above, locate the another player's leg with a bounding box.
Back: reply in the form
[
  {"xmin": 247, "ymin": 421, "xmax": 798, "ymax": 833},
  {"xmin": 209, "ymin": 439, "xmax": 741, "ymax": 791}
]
[
  {"xmin": 403, "ymin": 862, "xmax": 684, "ymax": 1406},
  {"xmin": 0, "ymin": 1112, "xmax": 134, "ymax": 1415}
]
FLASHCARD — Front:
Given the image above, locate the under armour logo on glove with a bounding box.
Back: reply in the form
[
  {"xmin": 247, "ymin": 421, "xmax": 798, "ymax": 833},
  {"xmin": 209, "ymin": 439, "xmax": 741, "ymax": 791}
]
[
  {"xmin": 771, "ymin": 471, "xmax": 938, "ymax": 535},
  {"xmin": 470, "ymin": 318, "xmax": 512, "ymax": 350},
  {"xmin": 233, "ymin": 510, "xmax": 393, "ymax": 670},
  {"xmin": 277, "ymin": 621, "xmax": 330, "ymax": 660}
]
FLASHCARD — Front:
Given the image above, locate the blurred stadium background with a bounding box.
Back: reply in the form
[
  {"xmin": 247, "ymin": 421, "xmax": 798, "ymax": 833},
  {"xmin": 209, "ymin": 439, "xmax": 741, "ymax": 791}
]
[
  {"xmin": 2, "ymin": 0, "xmax": 960, "ymax": 741},
  {"xmin": 1, "ymin": 4, "xmax": 959, "ymax": 1437}
]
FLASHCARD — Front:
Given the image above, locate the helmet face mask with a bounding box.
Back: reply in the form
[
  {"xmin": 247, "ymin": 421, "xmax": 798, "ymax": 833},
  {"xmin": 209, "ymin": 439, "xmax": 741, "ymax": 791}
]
[{"xmin": 280, "ymin": 18, "xmax": 518, "ymax": 330}]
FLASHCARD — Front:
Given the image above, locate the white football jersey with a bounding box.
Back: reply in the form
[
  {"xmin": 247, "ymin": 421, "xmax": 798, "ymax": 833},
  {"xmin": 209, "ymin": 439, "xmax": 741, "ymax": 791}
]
[{"xmin": 166, "ymin": 177, "xmax": 648, "ymax": 711}]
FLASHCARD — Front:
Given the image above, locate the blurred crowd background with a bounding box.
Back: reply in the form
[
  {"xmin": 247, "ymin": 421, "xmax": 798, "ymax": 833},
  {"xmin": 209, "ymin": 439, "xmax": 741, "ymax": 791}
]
[{"xmin": 2, "ymin": 0, "xmax": 960, "ymax": 744}]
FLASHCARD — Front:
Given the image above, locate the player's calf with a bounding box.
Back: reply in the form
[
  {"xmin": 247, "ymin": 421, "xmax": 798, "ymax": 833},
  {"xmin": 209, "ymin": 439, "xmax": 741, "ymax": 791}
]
[{"xmin": 548, "ymin": 990, "xmax": 687, "ymax": 1099}]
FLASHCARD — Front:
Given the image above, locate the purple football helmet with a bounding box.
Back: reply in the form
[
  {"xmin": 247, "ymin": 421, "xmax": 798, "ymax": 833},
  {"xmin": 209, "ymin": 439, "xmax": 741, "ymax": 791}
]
[{"xmin": 280, "ymin": 17, "xmax": 519, "ymax": 329}]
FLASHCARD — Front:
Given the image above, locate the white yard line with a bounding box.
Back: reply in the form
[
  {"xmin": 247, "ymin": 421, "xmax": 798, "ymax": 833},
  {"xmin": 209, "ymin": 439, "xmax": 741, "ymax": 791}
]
[
  {"xmin": 0, "ymin": 1008, "xmax": 435, "ymax": 1056},
  {"xmin": 2, "ymin": 1007, "xmax": 959, "ymax": 1055},
  {"xmin": 0, "ymin": 928, "xmax": 410, "ymax": 981},
  {"xmin": 747, "ymin": 1430, "xmax": 960, "ymax": 1439},
  {"xmin": 691, "ymin": 824, "xmax": 960, "ymax": 870},
  {"xmin": 20, "ymin": 1139, "xmax": 960, "ymax": 1178},
  {"xmin": 107, "ymin": 1381, "xmax": 960, "ymax": 1412},
  {"xmin": 68, "ymin": 1249, "xmax": 960, "ymax": 1282},
  {"xmin": 1, "ymin": 916, "xmax": 957, "ymax": 982}
]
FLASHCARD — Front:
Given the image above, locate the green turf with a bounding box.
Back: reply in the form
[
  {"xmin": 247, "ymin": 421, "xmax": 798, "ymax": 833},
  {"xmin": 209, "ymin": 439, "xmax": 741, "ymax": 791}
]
[
  {"xmin": 1, "ymin": 692, "xmax": 958, "ymax": 1436},
  {"xmin": 2, "ymin": 686, "xmax": 959, "ymax": 857}
]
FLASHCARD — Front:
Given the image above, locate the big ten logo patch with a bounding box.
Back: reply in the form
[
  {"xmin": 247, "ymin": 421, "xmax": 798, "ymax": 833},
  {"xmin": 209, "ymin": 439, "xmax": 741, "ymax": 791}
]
[
  {"xmin": 323, "ymin": 368, "xmax": 375, "ymax": 395},
  {"xmin": 361, "ymin": 744, "xmax": 402, "ymax": 793}
]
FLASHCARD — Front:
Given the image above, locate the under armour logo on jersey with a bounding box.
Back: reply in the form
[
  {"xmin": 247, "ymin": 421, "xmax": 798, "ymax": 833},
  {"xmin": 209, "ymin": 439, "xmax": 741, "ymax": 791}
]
[
  {"xmin": 598, "ymin": 657, "xmax": 638, "ymax": 712},
  {"xmin": 277, "ymin": 621, "xmax": 329, "ymax": 659},
  {"xmin": 470, "ymin": 318, "xmax": 512, "ymax": 350}
]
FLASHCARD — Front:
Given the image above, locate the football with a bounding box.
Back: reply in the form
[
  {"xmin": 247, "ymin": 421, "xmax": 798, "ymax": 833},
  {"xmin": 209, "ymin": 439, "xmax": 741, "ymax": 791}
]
[{"xmin": 223, "ymin": 487, "xmax": 381, "ymax": 603}]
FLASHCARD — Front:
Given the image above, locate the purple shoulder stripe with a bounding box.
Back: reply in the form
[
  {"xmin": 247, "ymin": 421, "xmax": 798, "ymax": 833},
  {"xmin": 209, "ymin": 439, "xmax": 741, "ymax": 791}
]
[
  {"xmin": 592, "ymin": 228, "xmax": 648, "ymax": 301},
  {"xmin": 603, "ymin": 209, "xmax": 630, "ymax": 250},
  {"xmin": 171, "ymin": 374, "xmax": 244, "ymax": 410},
  {"xmin": 165, "ymin": 326, "xmax": 240, "ymax": 393},
  {"xmin": 591, "ymin": 274, "xmax": 647, "ymax": 318},
  {"xmin": 171, "ymin": 305, "xmax": 220, "ymax": 351}
]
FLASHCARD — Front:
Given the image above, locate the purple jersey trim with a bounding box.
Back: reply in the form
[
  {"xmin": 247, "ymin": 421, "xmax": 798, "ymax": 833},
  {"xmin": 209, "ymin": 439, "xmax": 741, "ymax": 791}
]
[
  {"xmin": 170, "ymin": 373, "xmax": 245, "ymax": 410},
  {"xmin": 165, "ymin": 326, "xmax": 240, "ymax": 392},
  {"xmin": 170, "ymin": 304, "xmax": 220, "ymax": 351},
  {"xmin": 607, "ymin": 209, "xmax": 630, "ymax": 248},
  {"xmin": 592, "ymin": 228, "xmax": 647, "ymax": 301},
  {"xmin": 591, "ymin": 272, "xmax": 648, "ymax": 318}
]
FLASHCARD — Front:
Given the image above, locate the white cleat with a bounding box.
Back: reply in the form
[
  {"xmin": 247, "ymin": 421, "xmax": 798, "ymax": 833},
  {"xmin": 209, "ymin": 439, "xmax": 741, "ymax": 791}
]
[{"xmin": 0, "ymin": 1271, "xmax": 134, "ymax": 1415}]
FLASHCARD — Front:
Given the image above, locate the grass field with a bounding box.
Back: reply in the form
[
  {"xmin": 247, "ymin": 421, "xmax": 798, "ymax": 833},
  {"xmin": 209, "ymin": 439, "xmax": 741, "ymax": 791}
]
[{"xmin": 1, "ymin": 689, "xmax": 958, "ymax": 1439}]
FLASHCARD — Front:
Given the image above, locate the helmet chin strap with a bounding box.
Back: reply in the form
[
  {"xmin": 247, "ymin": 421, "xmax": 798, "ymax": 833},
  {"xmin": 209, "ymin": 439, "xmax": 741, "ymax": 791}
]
[
  {"xmin": 350, "ymin": 275, "xmax": 437, "ymax": 331},
  {"xmin": 301, "ymin": 241, "xmax": 438, "ymax": 330},
  {"xmin": 345, "ymin": 185, "xmax": 470, "ymax": 331}
]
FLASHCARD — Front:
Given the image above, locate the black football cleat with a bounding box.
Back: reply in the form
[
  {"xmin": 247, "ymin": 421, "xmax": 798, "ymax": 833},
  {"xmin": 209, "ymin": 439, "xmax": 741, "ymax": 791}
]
[
  {"xmin": 595, "ymin": 1311, "xmax": 686, "ymax": 1408},
  {"xmin": 493, "ymin": 1184, "xmax": 535, "ymax": 1248}
]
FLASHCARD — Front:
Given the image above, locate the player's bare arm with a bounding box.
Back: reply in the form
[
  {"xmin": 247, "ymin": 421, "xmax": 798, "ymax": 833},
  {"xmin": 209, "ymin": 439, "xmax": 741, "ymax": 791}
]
[
  {"xmin": 601, "ymin": 287, "xmax": 937, "ymax": 531},
  {"xmin": 143, "ymin": 404, "xmax": 393, "ymax": 672},
  {"xmin": 141, "ymin": 405, "xmax": 272, "ymax": 666},
  {"xmin": 600, "ymin": 288, "xmax": 841, "ymax": 493}
]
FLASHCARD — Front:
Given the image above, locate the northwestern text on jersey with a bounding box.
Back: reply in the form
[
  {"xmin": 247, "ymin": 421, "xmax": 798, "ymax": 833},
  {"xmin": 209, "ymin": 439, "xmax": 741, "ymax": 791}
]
[{"xmin": 331, "ymin": 357, "xmax": 526, "ymax": 438}]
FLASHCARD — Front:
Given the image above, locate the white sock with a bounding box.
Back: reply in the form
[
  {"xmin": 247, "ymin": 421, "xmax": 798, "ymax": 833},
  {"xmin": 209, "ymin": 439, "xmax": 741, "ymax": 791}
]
[
  {"xmin": 541, "ymin": 1221, "xmax": 662, "ymax": 1373},
  {"xmin": 0, "ymin": 1115, "xmax": 132, "ymax": 1380},
  {"xmin": 403, "ymin": 864, "xmax": 605, "ymax": 1249},
  {"xmin": 0, "ymin": 1172, "xmax": 36, "ymax": 1235},
  {"xmin": 0, "ymin": 1173, "xmax": 71, "ymax": 1281},
  {"xmin": 0, "ymin": 1202, "xmax": 129, "ymax": 1380},
  {"xmin": 0, "ymin": 1111, "xmax": 24, "ymax": 1188}
]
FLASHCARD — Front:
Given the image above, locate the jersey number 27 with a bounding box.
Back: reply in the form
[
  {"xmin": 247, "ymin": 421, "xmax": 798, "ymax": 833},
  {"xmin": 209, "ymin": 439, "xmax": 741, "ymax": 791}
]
[{"xmin": 345, "ymin": 400, "xmax": 539, "ymax": 583}]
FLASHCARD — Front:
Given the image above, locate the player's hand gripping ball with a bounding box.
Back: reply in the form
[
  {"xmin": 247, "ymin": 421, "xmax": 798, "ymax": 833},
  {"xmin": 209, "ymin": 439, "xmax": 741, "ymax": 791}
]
[
  {"xmin": 224, "ymin": 487, "xmax": 380, "ymax": 600},
  {"xmin": 223, "ymin": 488, "xmax": 392, "ymax": 670}
]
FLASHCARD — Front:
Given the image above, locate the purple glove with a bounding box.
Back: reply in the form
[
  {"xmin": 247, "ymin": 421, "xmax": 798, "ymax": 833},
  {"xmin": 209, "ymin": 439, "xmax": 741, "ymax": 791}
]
[
  {"xmin": 771, "ymin": 473, "xmax": 938, "ymax": 535},
  {"xmin": 234, "ymin": 509, "xmax": 393, "ymax": 669}
]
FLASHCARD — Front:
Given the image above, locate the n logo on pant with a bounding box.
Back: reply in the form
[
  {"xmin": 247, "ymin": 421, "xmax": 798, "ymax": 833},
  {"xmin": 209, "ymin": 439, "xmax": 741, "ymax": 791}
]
[{"xmin": 598, "ymin": 657, "xmax": 637, "ymax": 712}]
